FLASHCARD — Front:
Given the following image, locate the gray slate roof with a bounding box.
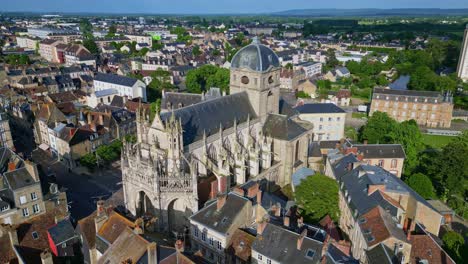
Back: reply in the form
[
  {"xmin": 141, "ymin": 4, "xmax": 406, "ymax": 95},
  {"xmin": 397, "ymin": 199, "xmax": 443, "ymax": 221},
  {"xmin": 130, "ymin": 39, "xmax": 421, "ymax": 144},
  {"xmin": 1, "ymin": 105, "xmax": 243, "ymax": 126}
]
[
  {"xmin": 331, "ymin": 155, "xmax": 438, "ymax": 216},
  {"xmin": 231, "ymin": 38, "xmax": 280, "ymax": 72},
  {"xmin": 160, "ymin": 92, "xmax": 256, "ymax": 146},
  {"xmin": 48, "ymin": 219, "xmax": 77, "ymax": 245},
  {"xmin": 252, "ymin": 223, "xmax": 324, "ymax": 264},
  {"xmin": 262, "ymin": 114, "xmax": 310, "ymax": 141},
  {"xmin": 4, "ymin": 167, "xmax": 37, "ymax": 190},
  {"xmin": 352, "ymin": 144, "xmax": 406, "ymax": 159},
  {"xmin": 94, "ymin": 73, "xmax": 139, "ymax": 87},
  {"xmin": 190, "ymin": 193, "xmax": 250, "ymax": 234},
  {"xmin": 295, "ymin": 103, "xmax": 345, "ymax": 114}
]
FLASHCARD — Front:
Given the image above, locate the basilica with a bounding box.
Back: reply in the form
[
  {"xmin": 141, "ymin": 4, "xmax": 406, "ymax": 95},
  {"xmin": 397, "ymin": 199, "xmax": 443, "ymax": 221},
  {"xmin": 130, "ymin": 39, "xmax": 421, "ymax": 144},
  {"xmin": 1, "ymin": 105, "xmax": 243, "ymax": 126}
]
[{"xmin": 121, "ymin": 38, "xmax": 314, "ymax": 233}]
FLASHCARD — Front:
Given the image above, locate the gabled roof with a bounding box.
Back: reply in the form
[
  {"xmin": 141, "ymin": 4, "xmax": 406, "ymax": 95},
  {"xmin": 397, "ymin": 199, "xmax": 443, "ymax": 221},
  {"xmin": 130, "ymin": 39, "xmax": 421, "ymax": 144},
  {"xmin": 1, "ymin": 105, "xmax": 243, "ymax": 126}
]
[
  {"xmin": 295, "ymin": 103, "xmax": 346, "ymax": 114},
  {"xmin": 190, "ymin": 193, "xmax": 250, "ymax": 234},
  {"xmin": 358, "ymin": 206, "xmax": 408, "ymax": 247},
  {"xmin": 252, "ymin": 223, "xmax": 324, "ymax": 264},
  {"xmin": 94, "ymin": 73, "xmax": 139, "ymax": 87},
  {"xmin": 97, "ymin": 211, "xmax": 136, "ymax": 245},
  {"xmin": 160, "ymin": 92, "xmax": 256, "ymax": 146},
  {"xmin": 410, "ymin": 234, "xmax": 455, "ymax": 264},
  {"xmin": 47, "ymin": 219, "xmax": 76, "ymax": 245},
  {"xmin": 97, "ymin": 227, "xmax": 149, "ymax": 264}
]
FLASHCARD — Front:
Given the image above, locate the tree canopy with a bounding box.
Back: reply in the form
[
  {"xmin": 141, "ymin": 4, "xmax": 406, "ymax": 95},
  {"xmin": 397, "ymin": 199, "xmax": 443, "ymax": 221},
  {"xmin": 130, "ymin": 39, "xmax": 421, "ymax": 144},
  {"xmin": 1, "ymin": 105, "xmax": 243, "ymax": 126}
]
[
  {"xmin": 359, "ymin": 112, "xmax": 424, "ymax": 174},
  {"xmin": 405, "ymin": 173, "xmax": 435, "ymax": 199},
  {"xmin": 185, "ymin": 65, "xmax": 229, "ymax": 94},
  {"xmin": 295, "ymin": 173, "xmax": 340, "ymax": 222}
]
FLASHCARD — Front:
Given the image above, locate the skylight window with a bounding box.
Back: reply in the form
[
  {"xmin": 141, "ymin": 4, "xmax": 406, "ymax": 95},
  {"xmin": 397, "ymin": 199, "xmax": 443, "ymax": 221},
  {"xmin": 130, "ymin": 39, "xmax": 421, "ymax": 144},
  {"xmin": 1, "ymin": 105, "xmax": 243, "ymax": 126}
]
[{"xmin": 305, "ymin": 249, "xmax": 315, "ymax": 259}]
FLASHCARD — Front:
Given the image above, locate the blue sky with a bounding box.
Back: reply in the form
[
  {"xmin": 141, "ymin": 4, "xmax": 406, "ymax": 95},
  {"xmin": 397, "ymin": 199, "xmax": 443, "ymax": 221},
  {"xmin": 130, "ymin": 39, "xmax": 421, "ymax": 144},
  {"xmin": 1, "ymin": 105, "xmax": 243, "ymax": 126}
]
[{"xmin": 2, "ymin": 0, "xmax": 468, "ymax": 14}]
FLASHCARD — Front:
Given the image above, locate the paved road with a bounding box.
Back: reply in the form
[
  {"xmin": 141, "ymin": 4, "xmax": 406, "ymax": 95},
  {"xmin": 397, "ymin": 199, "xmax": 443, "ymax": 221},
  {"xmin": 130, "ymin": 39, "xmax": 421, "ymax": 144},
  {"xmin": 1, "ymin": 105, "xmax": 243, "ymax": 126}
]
[{"xmin": 32, "ymin": 149, "xmax": 123, "ymax": 221}]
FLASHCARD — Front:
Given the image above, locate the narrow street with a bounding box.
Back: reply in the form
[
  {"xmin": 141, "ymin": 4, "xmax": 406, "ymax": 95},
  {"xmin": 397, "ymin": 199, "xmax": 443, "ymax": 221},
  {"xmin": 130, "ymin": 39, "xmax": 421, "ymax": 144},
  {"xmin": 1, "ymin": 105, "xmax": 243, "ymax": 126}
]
[{"xmin": 32, "ymin": 149, "xmax": 124, "ymax": 221}]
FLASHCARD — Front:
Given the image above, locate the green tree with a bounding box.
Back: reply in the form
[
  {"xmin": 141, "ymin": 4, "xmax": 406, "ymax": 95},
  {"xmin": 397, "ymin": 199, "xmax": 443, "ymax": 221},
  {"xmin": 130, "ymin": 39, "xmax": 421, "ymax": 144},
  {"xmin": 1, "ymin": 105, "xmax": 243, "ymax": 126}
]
[
  {"xmin": 326, "ymin": 48, "xmax": 340, "ymax": 68},
  {"xmin": 295, "ymin": 173, "xmax": 340, "ymax": 222},
  {"xmin": 359, "ymin": 111, "xmax": 397, "ymax": 144},
  {"xmin": 405, "ymin": 173, "xmax": 435, "ymax": 199},
  {"xmin": 106, "ymin": 24, "xmax": 117, "ymax": 37},
  {"xmin": 285, "ymin": 63, "xmax": 293, "ymax": 70},
  {"xmin": 192, "ymin": 45, "xmax": 201, "ymax": 56},
  {"xmin": 442, "ymin": 231, "xmax": 466, "ymax": 262},
  {"xmin": 80, "ymin": 153, "xmax": 97, "ymax": 171},
  {"xmin": 185, "ymin": 65, "xmax": 229, "ymax": 94}
]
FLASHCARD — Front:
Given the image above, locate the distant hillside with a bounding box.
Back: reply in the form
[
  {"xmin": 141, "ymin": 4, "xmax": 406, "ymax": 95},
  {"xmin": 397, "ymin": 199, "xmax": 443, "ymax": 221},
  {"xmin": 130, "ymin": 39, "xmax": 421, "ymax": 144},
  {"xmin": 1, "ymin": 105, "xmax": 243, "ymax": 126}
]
[{"xmin": 272, "ymin": 8, "xmax": 468, "ymax": 17}]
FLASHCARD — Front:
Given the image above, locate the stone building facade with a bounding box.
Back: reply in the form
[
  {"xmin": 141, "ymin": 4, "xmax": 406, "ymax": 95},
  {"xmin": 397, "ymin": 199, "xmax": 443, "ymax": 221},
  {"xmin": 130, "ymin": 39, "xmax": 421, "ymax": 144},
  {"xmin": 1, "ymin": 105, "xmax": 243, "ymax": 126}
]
[
  {"xmin": 370, "ymin": 88, "xmax": 453, "ymax": 128},
  {"xmin": 122, "ymin": 38, "xmax": 314, "ymax": 234}
]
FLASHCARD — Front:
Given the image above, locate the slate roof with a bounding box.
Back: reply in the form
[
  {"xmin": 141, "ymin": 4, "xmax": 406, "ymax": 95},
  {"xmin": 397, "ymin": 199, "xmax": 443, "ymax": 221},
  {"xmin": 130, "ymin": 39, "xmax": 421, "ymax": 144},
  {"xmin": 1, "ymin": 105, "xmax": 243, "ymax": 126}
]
[
  {"xmin": 190, "ymin": 193, "xmax": 250, "ymax": 234},
  {"xmin": 95, "ymin": 88, "xmax": 118, "ymax": 97},
  {"xmin": 372, "ymin": 87, "xmax": 451, "ymax": 103},
  {"xmin": 262, "ymin": 114, "xmax": 310, "ymax": 141},
  {"xmin": 252, "ymin": 223, "xmax": 323, "ymax": 264},
  {"xmin": 48, "ymin": 219, "xmax": 76, "ymax": 245},
  {"xmin": 331, "ymin": 154, "xmax": 439, "ymax": 215},
  {"xmin": 231, "ymin": 38, "xmax": 280, "ymax": 72},
  {"xmin": 295, "ymin": 103, "xmax": 346, "ymax": 114},
  {"xmin": 94, "ymin": 73, "xmax": 139, "ymax": 87},
  {"xmin": 161, "ymin": 92, "xmax": 202, "ymax": 110},
  {"xmin": 366, "ymin": 243, "xmax": 398, "ymax": 264},
  {"xmin": 352, "ymin": 144, "xmax": 406, "ymax": 159},
  {"xmin": 160, "ymin": 92, "xmax": 256, "ymax": 146},
  {"xmin": 4, "ymin": 167, "xmax": 38, "ymax": 190}
]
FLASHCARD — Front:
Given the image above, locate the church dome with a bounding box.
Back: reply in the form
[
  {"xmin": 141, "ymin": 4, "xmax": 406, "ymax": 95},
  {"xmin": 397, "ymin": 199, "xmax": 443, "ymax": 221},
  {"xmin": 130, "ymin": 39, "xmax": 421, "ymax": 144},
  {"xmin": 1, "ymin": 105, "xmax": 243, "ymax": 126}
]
[{"xmin": 231, "ymin": 37, "xmax": 280, "ymax": 72}]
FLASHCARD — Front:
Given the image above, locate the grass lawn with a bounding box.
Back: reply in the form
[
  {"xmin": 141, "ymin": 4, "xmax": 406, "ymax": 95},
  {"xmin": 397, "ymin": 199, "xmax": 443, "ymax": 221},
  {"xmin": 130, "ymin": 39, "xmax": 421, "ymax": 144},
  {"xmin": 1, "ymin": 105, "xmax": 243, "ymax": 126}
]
[
  {"xmin": 352, "ymin": 112, "xmax": 367, "ymax": 119},
  {"xmin": 422, "ymin": 134, "xmax": 454, "ymax": 149}
]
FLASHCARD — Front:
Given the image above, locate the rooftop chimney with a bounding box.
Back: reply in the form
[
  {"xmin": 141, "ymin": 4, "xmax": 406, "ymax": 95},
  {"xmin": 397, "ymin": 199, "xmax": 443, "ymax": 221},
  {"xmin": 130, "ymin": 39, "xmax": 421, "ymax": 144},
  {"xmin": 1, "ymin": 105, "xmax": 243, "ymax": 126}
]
[
  {"xmin": 175, "ymin": 239, "xmax": 185, "ymax": 253},
  {"xmin": 216, "ymin": 194, "xmax": 227, "ymax": 211},
  {"xmin": 256, "ymin": 190, "xmax": 262, "ymax": 205},
  {"xmin": 346, "ymin": 162, "xmax": 353, "ymax": 171},
  {"xmin": 247, "ymin": 183, "xmax": 260, "ymax": 199},
  {"xmin": 147, "ymin": 242, "xmax": 157, "ymax": 264},
  {"xmin": 257, "ymin": 220, "xmax": 267, "ymax": 235},
  {"xmin": 40, "ymin": 249, "xmax": 53, "ymax": 264},
  {"xmin": 297, "ymin": 229, "xmax": 307, "ymax": 250},
  {"xmin": 7, "ymin": 161, "xmax": 16, "ymax": 172},
  {"xmin": 283, "ymin": 216, "xmax": 290, "ymax": 227},
  {"xmin": 363, "ymin": 139, "xmax": 368, "ymax": 145}
]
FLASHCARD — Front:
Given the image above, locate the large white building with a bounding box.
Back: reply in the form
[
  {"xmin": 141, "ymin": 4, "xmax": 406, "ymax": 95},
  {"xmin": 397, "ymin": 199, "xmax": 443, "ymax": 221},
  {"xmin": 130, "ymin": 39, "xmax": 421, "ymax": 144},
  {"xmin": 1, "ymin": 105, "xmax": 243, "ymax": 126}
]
[
  {"xmin": 94, "ymin": 73, "xmax": 147, "ymax": 101},
  {"xmin": 457, "ymin": 25, "xmax": 468, "ymax": 81},
  {"xmin": 295, "ymin": 103, "xmax": 346, "ymax": 141},
  {"xmin": 295, "ymin": 61, "xmax": 322, "ymax": 78}
]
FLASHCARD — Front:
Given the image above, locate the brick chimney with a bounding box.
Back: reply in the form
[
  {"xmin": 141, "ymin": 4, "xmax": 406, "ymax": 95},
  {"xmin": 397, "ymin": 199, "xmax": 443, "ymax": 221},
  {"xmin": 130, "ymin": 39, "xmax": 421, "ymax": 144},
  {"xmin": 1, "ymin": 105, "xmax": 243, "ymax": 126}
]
[
  {"xmin": 40, "ymin": 249, "xmax": 53, "ymax": 264},
  {"xmin": 297, "ymin": 229, "xmax": 307, "ymax": 250},
  {"xmin": 147, "ymin": 242, "xmax": 157, "ymax": 264},
  {"xmin": 363, "ymin": 139, "xmax": 368, "ymax": 145},
  {"xmin": 247, "ymin": 183, "xmax": 259, "ymax": 199},
  {"xmin": 175, "ymin": 239, "xmax": 184, "ymax": 253},
  {"xmin": 256, "ymin": 190, "xmax": 262, "ymax": 205},
  {"xmin": 94, "ymin": 200, "xmax": 108, "ymax": 231},
  {"xmin": 257, "ymin": 220, "xmax": 267, "ymax": 235},
  {"xmin": 7, "ymin": 161, "xmax": 16, "ymax": 172},
  {"xmin": 283, "ymin": 216, "xmax": 290, "ymax": 227},
  {"xmin": 216, "ymin": 194, "xmax": 227, "ymax": 211}
]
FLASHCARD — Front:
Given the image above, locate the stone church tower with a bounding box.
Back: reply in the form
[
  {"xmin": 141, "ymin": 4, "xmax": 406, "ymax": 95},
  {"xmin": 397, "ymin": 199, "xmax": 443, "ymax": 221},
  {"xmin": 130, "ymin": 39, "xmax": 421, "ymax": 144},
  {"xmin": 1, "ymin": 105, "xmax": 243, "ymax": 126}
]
[
  {"xmin": 121, "ymin": 37, "xmax": 313, "ymax": 235},
  {"xmin": 230, "ymin": 37, "xmax": 281, "ymax": 118}
]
